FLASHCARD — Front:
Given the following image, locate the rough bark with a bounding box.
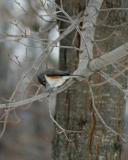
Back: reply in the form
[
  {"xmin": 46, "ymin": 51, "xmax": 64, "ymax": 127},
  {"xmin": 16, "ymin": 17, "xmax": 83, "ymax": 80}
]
[{"xmin": 53, "ymin": 1, "xmax": 91, "ymax": 160}]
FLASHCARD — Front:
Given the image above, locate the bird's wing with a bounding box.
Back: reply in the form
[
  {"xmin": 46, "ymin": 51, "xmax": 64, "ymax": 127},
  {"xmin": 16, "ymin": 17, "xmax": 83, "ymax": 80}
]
[{"xmin": 46, "ymin": 69, "xmax": 70, "ymax": 76}]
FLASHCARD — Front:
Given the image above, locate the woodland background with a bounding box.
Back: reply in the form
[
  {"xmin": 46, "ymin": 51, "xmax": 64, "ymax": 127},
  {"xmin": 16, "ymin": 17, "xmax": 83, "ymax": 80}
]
[{"xmin": 0, "ymin": 0, "xmax": 127, "ymax": 160}]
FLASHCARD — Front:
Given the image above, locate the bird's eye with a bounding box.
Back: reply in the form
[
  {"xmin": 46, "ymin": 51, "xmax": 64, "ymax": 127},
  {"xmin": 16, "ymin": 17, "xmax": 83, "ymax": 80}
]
[{"xmin": 42, "ymin": 79, "xmax": 46, "ymax": 86}]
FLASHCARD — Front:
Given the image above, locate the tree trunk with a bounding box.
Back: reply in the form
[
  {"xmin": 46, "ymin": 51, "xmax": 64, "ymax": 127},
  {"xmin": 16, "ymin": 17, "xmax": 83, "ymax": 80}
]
[{"xmin": 53, "ymin": 1, "xmax": 90, "ymax": 160}]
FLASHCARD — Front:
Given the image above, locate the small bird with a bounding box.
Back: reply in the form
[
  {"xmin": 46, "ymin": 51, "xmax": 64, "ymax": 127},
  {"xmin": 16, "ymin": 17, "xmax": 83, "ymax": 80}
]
[{"xmin": 37, "ymin": 69, "xmax": 84, "ymax": 88}]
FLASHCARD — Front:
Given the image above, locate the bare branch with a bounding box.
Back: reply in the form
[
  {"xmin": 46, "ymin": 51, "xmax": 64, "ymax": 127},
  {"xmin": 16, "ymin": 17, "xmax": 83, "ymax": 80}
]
[
  {"xmin": 75, "ymin": 0, "xmax": 104, "ymax": 75},
  {"xmin": 89, "ymin": 84, "xmax": 126, "ymax": 142},
  {"xmin": 0, "ymin": 92, "xmax": 48, "ymax": 109},
  {"xmin": 89, "ymin": 43, "xmax": 128, "ymax": 72}
]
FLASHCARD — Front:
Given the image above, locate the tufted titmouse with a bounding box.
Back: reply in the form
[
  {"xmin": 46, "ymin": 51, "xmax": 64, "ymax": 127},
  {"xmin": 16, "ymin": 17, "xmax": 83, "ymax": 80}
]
[{"xmin": 37, "ymin": 69, "xmax": 84, "ymax": 88}]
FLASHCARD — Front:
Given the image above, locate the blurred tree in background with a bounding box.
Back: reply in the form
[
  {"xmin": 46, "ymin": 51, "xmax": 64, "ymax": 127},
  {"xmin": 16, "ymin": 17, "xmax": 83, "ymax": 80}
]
[
  {"xmin": 0, "ymin": 0, "xmax": 127, "ymax": 160},
  {"xmin": 0, "ymin": 0, "xmax": 55, "ymax": 159}
]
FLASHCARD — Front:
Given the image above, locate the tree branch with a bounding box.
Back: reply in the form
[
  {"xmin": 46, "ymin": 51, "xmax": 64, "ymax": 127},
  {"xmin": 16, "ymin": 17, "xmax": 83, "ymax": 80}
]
[
  {"xmin": 89, "ymin": 42, "xmax": 128, "ymax": 71},
  {"xmin": 75, "ymin": 0, "xmax": 104, "ymax": 75}
]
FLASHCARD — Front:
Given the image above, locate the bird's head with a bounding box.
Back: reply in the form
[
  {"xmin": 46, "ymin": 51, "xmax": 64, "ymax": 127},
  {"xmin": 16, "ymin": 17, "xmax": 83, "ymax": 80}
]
[{"xmin": 37, "ymin": 73, "xmax": 46, "ymax": 87}]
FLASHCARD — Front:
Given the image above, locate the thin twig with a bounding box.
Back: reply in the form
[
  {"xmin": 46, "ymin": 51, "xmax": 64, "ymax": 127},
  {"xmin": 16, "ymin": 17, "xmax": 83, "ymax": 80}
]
[
  {"xmin": 91, "ymin": 67, "xmax": 128, "ymax": 87},
  {"xmin": 89, "ymin": 84, "xmax": 126, "ymax": 141}
]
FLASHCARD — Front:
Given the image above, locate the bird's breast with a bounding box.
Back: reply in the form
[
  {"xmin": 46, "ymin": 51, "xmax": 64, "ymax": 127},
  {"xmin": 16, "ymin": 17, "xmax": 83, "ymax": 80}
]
[{"xmin": 45, "ymin": 76, "xmax": 69, "ymax": 88}]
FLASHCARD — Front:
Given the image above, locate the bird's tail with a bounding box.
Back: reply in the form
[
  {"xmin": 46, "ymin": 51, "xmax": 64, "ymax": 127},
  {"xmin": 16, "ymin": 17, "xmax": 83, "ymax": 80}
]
[{"xmin": 70, "ymin": 75, "xmax": 85, "ymax": 78}]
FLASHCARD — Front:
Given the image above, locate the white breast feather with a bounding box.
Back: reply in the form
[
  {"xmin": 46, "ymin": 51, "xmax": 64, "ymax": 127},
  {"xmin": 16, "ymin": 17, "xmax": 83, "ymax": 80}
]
[{"xmin": 45, "ymin": 76, "xmax": 70, "ymax": 88}]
